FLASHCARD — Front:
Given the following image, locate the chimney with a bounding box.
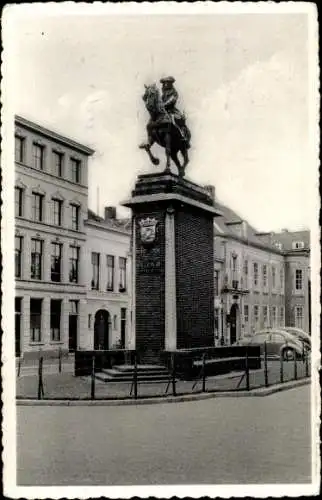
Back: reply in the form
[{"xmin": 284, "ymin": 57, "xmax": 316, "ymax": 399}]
[
  {"xmin": 104, "ymin": 206, "xmax": 117, "ymax": 220},
  {"xmin": 204, "ymin": 185, "xmax": 216, "ymax": 205}
]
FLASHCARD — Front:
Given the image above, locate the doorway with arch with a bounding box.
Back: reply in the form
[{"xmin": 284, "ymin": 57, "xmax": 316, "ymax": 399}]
[
  {"xmin": 229, "ymin": 302, "xmax": 240, "ymax": 345},
  {"xmin": 94, "ymin": 309, "xmax": 110, "ymax": 350}
]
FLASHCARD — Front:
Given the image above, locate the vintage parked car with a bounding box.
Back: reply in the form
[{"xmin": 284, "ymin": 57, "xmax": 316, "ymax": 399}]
[
  {"xmin": 236, "ymin": 329, "xmax": 305, "ymax": 360},
  {"xmin": 278, "ymin": 327, "xmax": 311, "ymax": 348}
]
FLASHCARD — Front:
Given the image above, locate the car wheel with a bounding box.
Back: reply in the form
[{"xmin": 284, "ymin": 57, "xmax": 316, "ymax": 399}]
[{"xmin": 283, "ymin": 348, "xmax": 295, "ymax": 361}]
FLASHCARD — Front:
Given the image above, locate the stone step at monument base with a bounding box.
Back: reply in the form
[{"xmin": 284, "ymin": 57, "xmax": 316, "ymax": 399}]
[{"xmin": 95, "ymin": 364, "xmax": 171, "ymax": 383}]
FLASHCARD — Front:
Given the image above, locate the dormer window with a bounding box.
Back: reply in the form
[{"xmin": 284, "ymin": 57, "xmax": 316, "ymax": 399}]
[
  {"xmin": 292, "ymin": 241, "xmax": 304, "ymax": 250},
  {"xmin": 274, "ymin": 241, "xmax": 283, "ymax": 250}
]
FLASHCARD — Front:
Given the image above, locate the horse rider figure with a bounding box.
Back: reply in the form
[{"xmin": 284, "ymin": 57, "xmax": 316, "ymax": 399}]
[{"xmin": 160, "ymin": 76, "xmax": 191, "ymax": 148}]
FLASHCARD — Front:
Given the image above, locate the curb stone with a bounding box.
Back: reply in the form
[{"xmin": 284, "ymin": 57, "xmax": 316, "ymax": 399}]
[{"xmin": 16, "ymin": 378, "xmax": 310, "ymax": 407}]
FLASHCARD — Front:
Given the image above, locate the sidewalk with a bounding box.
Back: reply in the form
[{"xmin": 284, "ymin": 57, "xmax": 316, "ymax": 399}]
[
  {"xmin": 16, "ymin": 359, "xmax": 310, "ymax": 401},
  {"xmin": 15, "ymin": 354, "xmax": 74, "ymax": 377}
]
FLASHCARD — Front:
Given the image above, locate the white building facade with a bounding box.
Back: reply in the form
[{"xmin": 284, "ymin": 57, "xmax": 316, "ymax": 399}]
[
  {"xmin": 82, "ymin": 208, "xmax": 132, "ymax": 351},
  {"xmin": 15, "ymin": 116, "xmax": 94, "ymax": 359},
  {"xmin": 213, "ymin": 205, "xmax": 310, "ymax": 345}
]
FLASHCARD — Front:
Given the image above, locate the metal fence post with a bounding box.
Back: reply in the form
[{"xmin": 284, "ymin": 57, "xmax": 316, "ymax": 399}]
[
  {"xmin": 133, "ymin": 353, "xmax": 138, "ymax": 399},
  {"xmin": 245, "ymin": 347, "xmax": 250, "ymax": 391},
  {"xmin": 58, "ymin": 347, "xmax": 62, "ymax": 373},
  {"xmin": 280, "ymin": 353, "xmax": 284, "ymax": 384},
  {"xmin": 17, "ymin": 356, "xmax": 22, "ymax": 378},
  {"xmin": 171, "ymin": 352, "xmax": 177, "ymax": 397},
  {"xmin": 264, "ymin": 341, "xmax": 268, "ymax": 387},
  {"xmin": 38, "ymin": 356, "xmax": 44, "ymax": 400},
  {"xmin": 91, "ymin": 355, "xmax": 96, "ymax": 400},
  {"xmin": 202, "ymin": 353, "xmax": 206, "ymax": 393}
]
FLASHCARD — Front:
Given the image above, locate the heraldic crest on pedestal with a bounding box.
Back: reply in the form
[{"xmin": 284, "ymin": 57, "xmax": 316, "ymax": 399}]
[{"xmin": 138, "ymin": 217, "xmax": 158, "ymax": 246}]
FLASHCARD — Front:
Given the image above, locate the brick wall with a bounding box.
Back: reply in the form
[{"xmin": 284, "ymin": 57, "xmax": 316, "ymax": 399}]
[
  {"xmin": 135, "ymin": 205, "xmax": 166, "ymax": 363},
  {"xmin": 175, "ymin": 205, "xmax": 214, "ymax": 349}
]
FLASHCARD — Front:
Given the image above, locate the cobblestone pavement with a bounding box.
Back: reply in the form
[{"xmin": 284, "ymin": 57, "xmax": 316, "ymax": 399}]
[{"xmin": 17, "ymin": 385, "xmax": 311, "ymax": 485}]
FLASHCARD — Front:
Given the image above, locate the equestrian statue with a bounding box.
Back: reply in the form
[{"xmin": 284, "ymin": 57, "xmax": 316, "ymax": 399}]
[{"xmin": 139, "ymin": 76, "xmax": 191, "ymax": 178}]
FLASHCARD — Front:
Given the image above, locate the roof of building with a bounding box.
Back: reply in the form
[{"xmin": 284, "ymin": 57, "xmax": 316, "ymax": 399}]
[
  {"xmin": 86, "ymin": 209, "xmax": 131, "ymax": 233},
  {"xmin": 268, "ymin": 229, "xmax": 310, "ymax": 251},
  {"xmin": 213, "ymin": 201, "xmax": 276, "ymax": 248},
  {"xmin": 15, "ymin": 115, "xmax": 95, "ymax": 156},
  {"xmin": 213, "ymin": 201, "xmax": 310, "ymax": 254}
]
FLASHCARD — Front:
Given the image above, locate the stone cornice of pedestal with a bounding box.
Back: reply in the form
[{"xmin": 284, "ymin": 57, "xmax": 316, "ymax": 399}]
[
  {"xmin": 122, "ymin": 172, "xmax": 222, "ymax": 217},
  {"xmin": 122, "ymin": 191, "xmax": 222, "ymax": 217}
]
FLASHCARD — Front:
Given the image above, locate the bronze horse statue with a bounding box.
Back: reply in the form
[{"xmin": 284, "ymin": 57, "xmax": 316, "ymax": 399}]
[{"xmin": 139, "ymin": 84, "xmax": 191, "ymax": 178}]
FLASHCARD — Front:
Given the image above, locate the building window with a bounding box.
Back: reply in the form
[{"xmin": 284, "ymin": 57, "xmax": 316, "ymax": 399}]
[
  {"xmin": 119, "ymin": 257, "xmax": 127, "ymax": 292},
  {"xmin": 15, "ymin": 236, "xmax": 23, "ymax": 278},
  {"xmin": 274, "ymin": 241, "xmax": 283, "ymax": 250},
  {"xmin": 30, "ymin": 239, "xmax": 43, "ymax": 280},
  {"xmin": 295, "ymin": 269, "xmax": 303, "ymax": 290},
  {"xmin": 262, "ymin": 265, "xmax": 267, "ymax": 288},
  {"xmin": 70, "ymin": 300, "xmax": 78, "ymax": 315},
  {"xmin": 271, "ymin": 306, "xmax": 277, "ymax": 327},
  {"xmin": 280, "ymin": 267, "xmax": 284, "ymax": 289},
  {"xmin": 214, "ymin": 270, "xmax": 219, "ymax": 297},
  {"xmin": 120, "ymin": 308, "xmax": 127, "ymax": 348},
  {"xmin": 71, "ymin": 158, "xmax": 81, "ymax": 183},
  {"xmin": 292, "ymin": 241, "xmax": 304, "ymax": 250},
  {"xmin": 32, "ymin": 143, "xmax": 45, "ymax": 170},
  {"xmin": 253, "ymin": 263, "xmax": 258, "ymax": 287},
  {"xmin": 244, "ymin": 305, "xmax": 249, "ymax": 324},
  {"xmin": 280, "ymin": 306, "xmax": 284, "ymax": 326},
  {"xmin": 50, "ymin": 299, "xmax": 62, "ymax": 341},
  {"xmin": 32, "ymin": 192, "xmax": 44, "ymax": 222},
  {"xmin": 15, "ymin": 187, "xmax": 24, "ymax": 217},
  {"xmin": 52, "ymin": 199, "xmax": 63, "ymax": 226},
  {"xmin": 51, "ymin": 242, "xmax": 62, "ymax": 282},
  {"xmin": 243, "ymin": 259, "xmax": 248, "ymax": 288},
  {"xmin": 254, "ymin": 305, "xmax": 259, "ymax": 325},
  {"xmin": 263, "ymin": 305, "xmax": 268, "ymax": 327},
  {"xmin": 91, "ymin": 252, "xmax": 100, "ymax": 290},
  {"xmin": 106, "ymin": 255, "xmax": 114, "ymax": 291},
  {"xmin": 295, "ymin": 306, "xmax": 303, "ymax": 329},
  {"xmin": 69, "ymin": 245, "xmax": 79, "ymax": 283},
  {"xmin": 15, "ymin": 135, "xmax": 25, "ymax": 163},
  {"xmin": 52, "ymin": 151, "xmax": 63, "ymax": 177},
  {"xmin": 71, "ymin": 204, "xmax": 79, "ymax": 231},
  {"xmin": 30, "ymin": 298, "xmax": 42, "ymax": 342},
  {"xmin": 272, "ymin": 266, "xmax": 276, "ymax": 289}
]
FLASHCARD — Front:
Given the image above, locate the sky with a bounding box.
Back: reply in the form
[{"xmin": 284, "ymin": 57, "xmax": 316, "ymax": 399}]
[{"xmin": 6, "ymin": 4, "xmax": 318, "ymax": 232}]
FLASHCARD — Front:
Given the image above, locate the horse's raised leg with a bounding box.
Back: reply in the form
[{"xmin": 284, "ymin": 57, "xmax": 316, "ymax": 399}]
[{"xmin": 138, "ymin": 142, "xmax": 160, "ymax": 166}]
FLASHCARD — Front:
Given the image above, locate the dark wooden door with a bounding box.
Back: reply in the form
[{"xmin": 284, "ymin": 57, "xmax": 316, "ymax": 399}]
[
  {"xmin": 94, "ymin": 310, "xmax": 109, "ymax": 350},
  {"xmin": 69, "ymin": 315, "xmax": 78, "ymax": 352},
  {"xmin": 230, "ymin": 304, "xmax": 238, "ymax": 345}
]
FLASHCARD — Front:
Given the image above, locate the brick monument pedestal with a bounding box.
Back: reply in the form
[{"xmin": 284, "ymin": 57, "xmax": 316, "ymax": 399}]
[{"xmin": 123, "ymin": 172, "xmax": 221, "ymax": 364}]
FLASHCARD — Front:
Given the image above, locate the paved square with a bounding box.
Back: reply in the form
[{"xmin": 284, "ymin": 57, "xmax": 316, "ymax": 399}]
[{"xmin": 17, "ymin": 385, "xmax": 311, "ymax": 485}]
